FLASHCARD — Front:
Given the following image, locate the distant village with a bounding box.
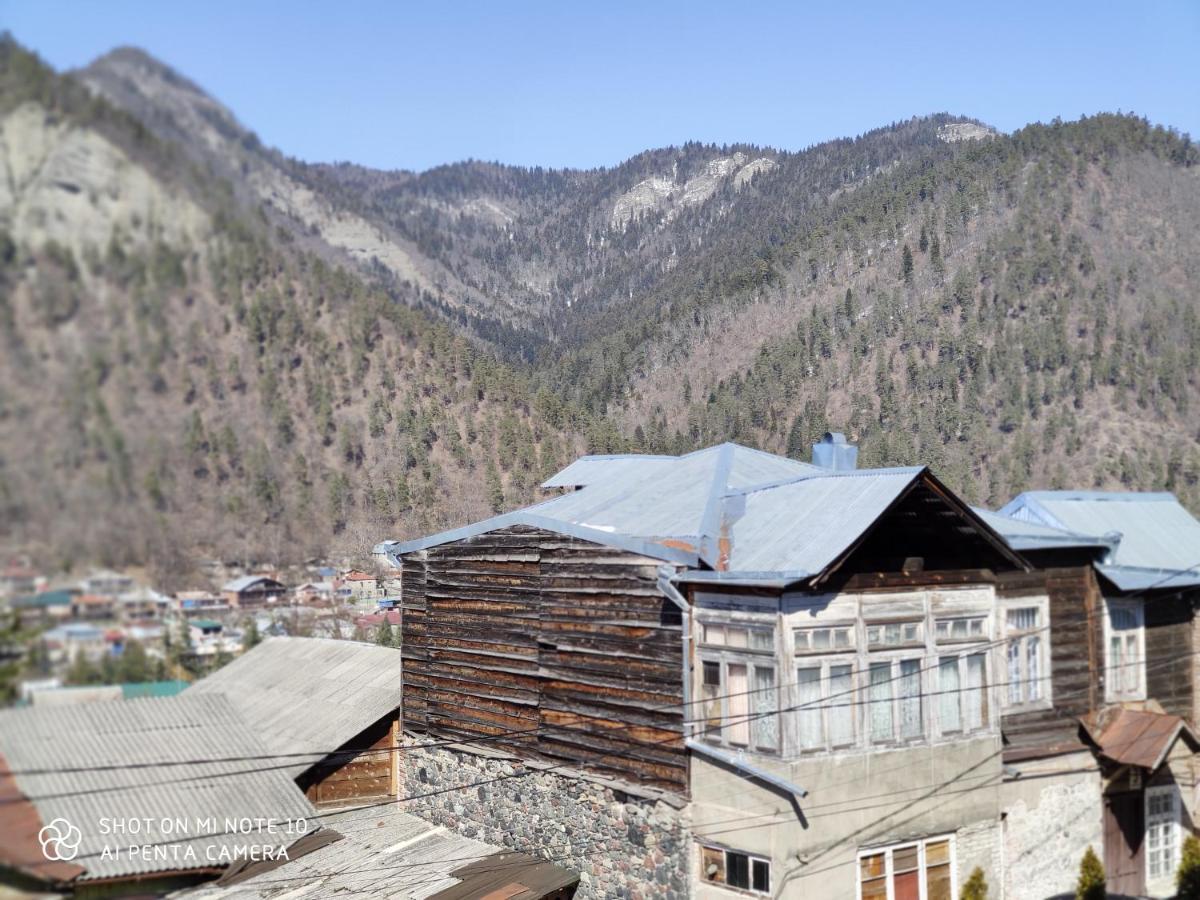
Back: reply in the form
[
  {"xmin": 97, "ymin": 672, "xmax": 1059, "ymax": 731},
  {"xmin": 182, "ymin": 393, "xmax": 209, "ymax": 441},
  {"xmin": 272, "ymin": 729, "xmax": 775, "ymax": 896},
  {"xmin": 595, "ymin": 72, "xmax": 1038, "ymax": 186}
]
[{"xmin": 0, "ymin": 559, "xmax": 401, "ymax": 705}]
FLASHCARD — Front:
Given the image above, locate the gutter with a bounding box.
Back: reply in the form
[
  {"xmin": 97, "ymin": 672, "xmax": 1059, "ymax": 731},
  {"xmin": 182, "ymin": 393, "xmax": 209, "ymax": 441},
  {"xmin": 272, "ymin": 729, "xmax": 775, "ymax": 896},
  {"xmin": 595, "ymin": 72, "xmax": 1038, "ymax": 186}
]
[
  {"xmin": 657, "ymin": 566, "xmax": 693, "ymax": 743},
  {"xmin": 686, "ymin": 739, "xmax": 808, "ymax": 800}
]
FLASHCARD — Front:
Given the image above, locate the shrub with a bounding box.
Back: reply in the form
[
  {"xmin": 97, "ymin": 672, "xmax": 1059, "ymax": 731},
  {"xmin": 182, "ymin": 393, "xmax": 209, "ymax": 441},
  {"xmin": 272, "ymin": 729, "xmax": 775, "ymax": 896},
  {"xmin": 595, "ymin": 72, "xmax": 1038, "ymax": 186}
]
[
  {"xmin": 1075, "ymin": 846, "xmax": 1105, "ymax": 900},
  {"xmin": 960, "ymin": 866, "xmax": 988, "ymax": 900},
  {"xmin": 1177, "ymin": 834, "xmax": 1200, "ymax": 900}
]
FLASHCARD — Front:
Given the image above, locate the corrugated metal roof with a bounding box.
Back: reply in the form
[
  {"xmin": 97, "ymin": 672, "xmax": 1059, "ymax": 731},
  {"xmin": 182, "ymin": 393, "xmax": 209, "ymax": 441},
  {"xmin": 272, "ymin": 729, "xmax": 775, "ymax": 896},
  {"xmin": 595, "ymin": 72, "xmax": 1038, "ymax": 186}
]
[
  {"xmin": 0, "ymin": 694, "xmax": 315, "ymax": 882},
  {"xmin": 999, "ymin": 491, "xmax": 1200, "ymax": 586},
  {"xmin": 172, "ymin": 805, "xmax": 577, "ymax": 900},
  {"xmin": 1088, "ymin": 708, "xmax": 1199, "ymax": 771},
  {"xmin": 189, "ymin": 637, "xmax": 403, "ymax": 777}
]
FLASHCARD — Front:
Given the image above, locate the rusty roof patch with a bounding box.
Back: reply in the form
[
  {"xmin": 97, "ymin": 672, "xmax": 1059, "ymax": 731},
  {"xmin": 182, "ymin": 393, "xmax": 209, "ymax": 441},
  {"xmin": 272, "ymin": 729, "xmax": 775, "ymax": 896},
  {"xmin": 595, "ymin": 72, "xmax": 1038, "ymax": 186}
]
[{"xmin": 1088, "ymin": 707, "xmax": 1200, "ymax": 771}]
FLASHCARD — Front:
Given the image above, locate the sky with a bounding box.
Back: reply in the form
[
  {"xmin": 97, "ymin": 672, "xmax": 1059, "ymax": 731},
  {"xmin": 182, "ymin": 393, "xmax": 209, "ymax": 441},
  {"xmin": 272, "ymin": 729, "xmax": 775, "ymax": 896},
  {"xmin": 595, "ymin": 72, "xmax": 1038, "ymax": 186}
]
[{"xmin": 2, "ymin": 0, "xmax": 1198, "ymax": 172}]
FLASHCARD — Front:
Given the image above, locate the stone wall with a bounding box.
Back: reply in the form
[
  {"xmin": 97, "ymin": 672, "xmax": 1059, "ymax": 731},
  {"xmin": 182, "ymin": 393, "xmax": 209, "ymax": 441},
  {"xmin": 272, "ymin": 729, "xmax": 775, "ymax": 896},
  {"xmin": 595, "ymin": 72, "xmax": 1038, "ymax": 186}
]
[
  {"xmin": 1002, "ymin": 762, "xmax": 1103, "ymax": 900},
  {"xmin": 956, "ymin": 819, "xmax": 1003, "ymax": 893},
  {"xmin": 400, "ymin": 741, "xmax": 690, "ymax": 899}
]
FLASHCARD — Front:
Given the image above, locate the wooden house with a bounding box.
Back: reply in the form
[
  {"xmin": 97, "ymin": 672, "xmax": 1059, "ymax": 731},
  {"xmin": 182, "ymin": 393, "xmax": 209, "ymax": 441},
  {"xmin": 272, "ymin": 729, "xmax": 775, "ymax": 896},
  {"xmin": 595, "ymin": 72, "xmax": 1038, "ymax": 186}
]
[
  {"xmin": 221, "ymin": 575, "xmax": 286, "ymax": 609},
  {"xmin": 380, "ymin": 438, "xmax": 1054, "ymax": 899},
  {"xmin": 189, "ymin": 636, "xmax": 405, "ymax": 808}
]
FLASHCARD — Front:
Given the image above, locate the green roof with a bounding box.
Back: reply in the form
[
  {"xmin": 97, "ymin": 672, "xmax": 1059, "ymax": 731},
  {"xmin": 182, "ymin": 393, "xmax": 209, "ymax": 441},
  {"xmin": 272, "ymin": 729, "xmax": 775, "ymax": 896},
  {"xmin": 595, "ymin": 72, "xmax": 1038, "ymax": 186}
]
[
  {"xmin": 190, "ymin": 619, "xmax": 223, "ymax": 630},
  {"xmin": 13, "ymin": 589, "xmax": 74, "ymax": 608},
  {"xmin": 120, "ymin": 680, "xmax": 190, "ymax": 699}
]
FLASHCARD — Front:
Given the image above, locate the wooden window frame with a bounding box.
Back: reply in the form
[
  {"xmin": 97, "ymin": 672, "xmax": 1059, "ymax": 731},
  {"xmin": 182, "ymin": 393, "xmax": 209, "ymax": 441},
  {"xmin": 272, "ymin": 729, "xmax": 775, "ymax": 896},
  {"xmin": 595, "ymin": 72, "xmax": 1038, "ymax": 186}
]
[
  {"xmin": 999, "ymin": 597, "xmax": 1052, "ymax": 712},
  {"xmin": 1103, "ymin": 598, "xmax": 1146, "ymax": 702},
  {"xmin": 697, "ymin": 653, "xmax": 780, "ymax": 755},
  {"xmin": 1146, "ymin": 784, "xmax": 1181, "ymax": 884}
]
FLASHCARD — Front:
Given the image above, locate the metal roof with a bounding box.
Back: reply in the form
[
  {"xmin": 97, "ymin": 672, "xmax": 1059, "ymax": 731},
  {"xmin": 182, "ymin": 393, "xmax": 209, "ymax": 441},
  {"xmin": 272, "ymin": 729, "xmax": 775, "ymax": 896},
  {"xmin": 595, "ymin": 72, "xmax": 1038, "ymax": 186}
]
[
  {"xmin": 999, "ymin": 491, "xmax": 1200, "ymax": 587},
  {"xmin": 725, "ymin": 469, "xmax": 924, "ymax": 573},
  {"xmin": 540, "ymin": 453, "xmax": 677, "ymax": 488},
  {"xmin": 189, "ymin": 637, "xmax": 404, "ymax": 776},
  {"xmin": 971, "ymin": 507, "xmax": 1106, "ymax": 552},
  {"xmin": 1087, "ymin": 707, "xmax": 1199, "ymax": 771},
  {"xmin": 171, "ymin": 804, "xmax": 577, "ymax": 900},
  {"xmin": 383, "ymin": 442, "xmax": 1025, "ymax": 580},
  {"xmin": 221, "ymin": 575, "xmax": 283, "ymax": 593},
  {"xmin": 0, "ymin": 694, "xmax": 315, "ymax": 882}
]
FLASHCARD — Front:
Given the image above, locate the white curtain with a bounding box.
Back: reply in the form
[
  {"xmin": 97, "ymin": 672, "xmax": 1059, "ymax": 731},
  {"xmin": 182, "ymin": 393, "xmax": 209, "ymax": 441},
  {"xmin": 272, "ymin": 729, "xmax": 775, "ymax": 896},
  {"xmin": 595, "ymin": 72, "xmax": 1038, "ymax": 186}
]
[
  {"xmin": 964, "ymin": 653, "xmax": 986, "ymax": 729},
  {"xmin": 939, "ymin": 657, "xmax": 961, "ymax": 733},
  {"xmin": 829, "ymin": 664, "xmax": 854, "ymax": 746},
  {"xmin": 869, "ymin": 662, "xmax": 893, "ymax": 741},
  {"xmin": 727, "ymin": 664, "xmax": 749, "ymax": 745},
  {"xmin": 796, "ymin": 667, "xmax": 822, "ymax": 749},
  {"xmin": 899, "ymin": 659, "xmax": 922, "ymax": 739},
  {"xmin": 752, "ymin": 666, "xmax": 777, "ymax": 750}
]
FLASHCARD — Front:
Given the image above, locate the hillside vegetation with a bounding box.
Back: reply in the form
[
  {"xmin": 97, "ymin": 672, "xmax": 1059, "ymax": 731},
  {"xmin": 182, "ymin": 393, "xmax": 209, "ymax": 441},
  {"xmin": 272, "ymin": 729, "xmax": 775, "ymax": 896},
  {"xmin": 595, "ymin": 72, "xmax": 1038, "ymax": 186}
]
[{"xmin": 1, "ymin": 37, "xmax": 1198, "ymax": 579}]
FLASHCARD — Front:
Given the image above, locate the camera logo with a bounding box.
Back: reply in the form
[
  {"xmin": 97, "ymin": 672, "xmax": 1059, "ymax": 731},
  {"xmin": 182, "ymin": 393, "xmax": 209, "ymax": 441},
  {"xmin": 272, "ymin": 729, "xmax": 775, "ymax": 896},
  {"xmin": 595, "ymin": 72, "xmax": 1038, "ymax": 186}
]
[{"xmin": 38, "ymin": 818, "xmax": 82, "ymax": 862}]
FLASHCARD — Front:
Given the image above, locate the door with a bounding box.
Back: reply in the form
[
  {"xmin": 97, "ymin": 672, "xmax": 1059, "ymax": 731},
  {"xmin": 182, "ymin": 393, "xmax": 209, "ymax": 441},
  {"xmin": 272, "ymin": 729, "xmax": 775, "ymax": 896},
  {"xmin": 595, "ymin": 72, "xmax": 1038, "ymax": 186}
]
[{"xmin": 1104, "ymin": 790, "xmax": 1146, "ymax": 897}]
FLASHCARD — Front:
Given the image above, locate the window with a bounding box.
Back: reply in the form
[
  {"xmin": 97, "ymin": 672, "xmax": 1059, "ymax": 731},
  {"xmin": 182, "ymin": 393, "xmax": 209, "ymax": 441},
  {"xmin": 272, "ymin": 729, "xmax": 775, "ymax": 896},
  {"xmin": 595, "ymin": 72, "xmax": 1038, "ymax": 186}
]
[
  {"xmin": 1105, "ymin": 600, "xmax": 1145, "ymax": 701},
  {"xmin": 751, "ymin": 665, "xmax": 778, "ymax": 751},
  {"xmin": 700, "ymin": 844, "xmax": 770, "ymax": 895},
  {"xmin": 937, "ymin": 652, "xmax": 989, "ymax": 734},
  {"xmin": 934, "ymin": 617, "xmax": 986, "ymax": 642},
  {"xmin": 701, "ymin": 661, "xmax": 722, "ymax": 736},
  {"xmin": 795, "ymin": 624, "xmax": 855, "ymax": 653},
  {"xmin": 1002, "ymin": 601, "xmax": 1049, "ymax": 707},
  {"xmin": 795, "ymin": 661, "xmax": 856, "ymax": 752},
  {"xmin": 858, "ymin": 837, "xmax": 954, "ymax": 900},
  {"xmin": 702, "ymin": 623, "xmax": 774, "ymax": 652},
  {"xmin": 700, "ymin": 657, "xmax": 779, "ymax": 752},
  {"xmin": 866, "ymin": 657, "xmax": 923, "ymax": 743},
  {"xmin": 1147, "ymin": 786, "xmax": 1180, "ymax": 882},
  {"xmin": 866, "ymin": 621, "xmax": 923, "ymax": 648}
]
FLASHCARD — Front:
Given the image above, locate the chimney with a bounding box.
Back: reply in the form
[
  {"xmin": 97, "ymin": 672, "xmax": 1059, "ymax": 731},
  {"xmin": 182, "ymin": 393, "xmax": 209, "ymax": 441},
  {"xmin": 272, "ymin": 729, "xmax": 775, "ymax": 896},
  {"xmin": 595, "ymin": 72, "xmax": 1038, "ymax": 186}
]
[{"xmin": 812, "ymin": 432, "xmax": 858, "ymax": 471}]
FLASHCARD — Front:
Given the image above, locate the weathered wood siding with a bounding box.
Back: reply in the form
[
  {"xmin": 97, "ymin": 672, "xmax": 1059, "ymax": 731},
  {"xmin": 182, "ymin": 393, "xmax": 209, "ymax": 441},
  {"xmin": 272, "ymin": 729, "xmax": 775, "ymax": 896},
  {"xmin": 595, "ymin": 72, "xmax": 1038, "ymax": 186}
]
[
  {"xmin": 302, "ymin": 715, "xmax": 397, "ymax": 807},
  {"xmin": 1145, "ymin": 594, "xmax": 1194, "ymax": 722},
  {"xmin": 999, "ymin": 566, "xmax": 1102, "ymax": 758},
  {"xmin": 401, "ymin": 526, "xmax": 686, "ymax": 792}
]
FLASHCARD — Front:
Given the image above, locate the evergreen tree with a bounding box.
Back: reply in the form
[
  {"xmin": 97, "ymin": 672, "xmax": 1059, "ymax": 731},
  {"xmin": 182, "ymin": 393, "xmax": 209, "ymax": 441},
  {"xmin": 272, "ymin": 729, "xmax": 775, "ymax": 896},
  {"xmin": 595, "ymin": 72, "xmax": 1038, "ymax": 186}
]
[
  {"xmin": 960, "ymin": 867, "xmax": 988, "ymax": 900},
  {"xmin": 376, "ymin": 621, "xmax": 394, "ymax": 648},
  {"xmin": 901, "ymin": 244, "xmax": 915, "ymax": 285},
  {"xmin": 1075, "ymin": 847, "xmax": 1105, "ymax": 900},
  {"xmin": 1178, "ymin": 835, "xmax": 1200, "ymax": 900}
]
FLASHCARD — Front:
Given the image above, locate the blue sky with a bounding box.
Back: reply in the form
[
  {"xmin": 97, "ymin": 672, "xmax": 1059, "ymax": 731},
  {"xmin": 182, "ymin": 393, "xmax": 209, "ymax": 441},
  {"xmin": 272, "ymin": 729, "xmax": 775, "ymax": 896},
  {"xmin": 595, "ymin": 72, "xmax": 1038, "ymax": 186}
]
[{"xmin": 3, "ymin": 0, "xmax": 1197, "ymax": 171}]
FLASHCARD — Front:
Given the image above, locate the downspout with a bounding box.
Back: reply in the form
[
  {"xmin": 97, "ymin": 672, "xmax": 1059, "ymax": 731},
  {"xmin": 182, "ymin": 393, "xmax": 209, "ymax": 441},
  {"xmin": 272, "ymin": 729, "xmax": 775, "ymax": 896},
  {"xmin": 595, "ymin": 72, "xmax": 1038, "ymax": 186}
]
[
  {"xmin": 686, "ymin": 738, "xmax": 808, "ymax": 800},
  {"xmin": 657, "ymin": 565, "xmax": 693, "ymax": 741}
]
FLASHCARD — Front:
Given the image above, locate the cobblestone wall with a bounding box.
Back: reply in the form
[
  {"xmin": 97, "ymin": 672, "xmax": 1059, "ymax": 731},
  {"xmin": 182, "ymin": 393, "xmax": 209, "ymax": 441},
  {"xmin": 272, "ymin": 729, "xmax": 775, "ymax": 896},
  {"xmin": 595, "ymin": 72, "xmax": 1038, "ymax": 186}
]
[
  {"xmin": 400, "ymin": 742, "xmax": 690, "ymax": 899},
  {"xmin": 1003, "ymin": 772, "xmax": 1103, "ymax": 900}
]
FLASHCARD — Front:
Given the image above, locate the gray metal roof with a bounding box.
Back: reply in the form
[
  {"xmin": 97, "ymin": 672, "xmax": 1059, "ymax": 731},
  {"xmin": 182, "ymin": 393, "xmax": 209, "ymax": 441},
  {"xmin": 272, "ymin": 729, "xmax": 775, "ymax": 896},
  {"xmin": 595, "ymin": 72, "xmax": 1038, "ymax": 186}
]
[
  {"xmin": 189, "ymin": 637, "xmax": 404, "ymax": 775},
  {"xmin": 171, "ymin": 804, "xmax": 574, "ymax": 900},
  {"xmin": 0, "ymin": 694, "xmax": 315, "ymax": 882},
  {"xmin": 999, "ymin": 491, "xmax": 1200, "ymax": 588},
  {"xmin": 971, "ymin": 507, "xmax": 1107, "ymax": 552},
  {"xmin": 540, "ymin": 453, "xmax": 677, "ymax": 488},
  {"xmin": 726, "ymin": 468, "xmax": 924, "ymax": 573}
]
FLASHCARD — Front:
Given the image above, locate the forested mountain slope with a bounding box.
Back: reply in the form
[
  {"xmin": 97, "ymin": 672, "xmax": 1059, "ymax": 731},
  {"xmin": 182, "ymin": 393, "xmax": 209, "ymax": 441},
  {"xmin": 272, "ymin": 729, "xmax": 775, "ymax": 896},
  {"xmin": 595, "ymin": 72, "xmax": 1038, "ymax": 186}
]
[
  {"xmin": 1, "ymin": 37, "xmax": 1197, "ymax": 579},
  {"xmin": 0, "ymin": 39, "xmax": 607, "ymax": 583}
]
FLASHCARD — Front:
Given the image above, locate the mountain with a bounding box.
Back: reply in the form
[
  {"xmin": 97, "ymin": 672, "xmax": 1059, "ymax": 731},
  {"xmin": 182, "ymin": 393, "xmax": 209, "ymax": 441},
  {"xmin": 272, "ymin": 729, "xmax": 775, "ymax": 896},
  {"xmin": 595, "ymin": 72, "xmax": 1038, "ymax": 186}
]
[
  {"xmin": 0, "ymin": 38, "xmax": 615, "ymax": 586},
  {"xmin": 1, "ymin": 38, "xmax": 1198, "ymax": 580}
]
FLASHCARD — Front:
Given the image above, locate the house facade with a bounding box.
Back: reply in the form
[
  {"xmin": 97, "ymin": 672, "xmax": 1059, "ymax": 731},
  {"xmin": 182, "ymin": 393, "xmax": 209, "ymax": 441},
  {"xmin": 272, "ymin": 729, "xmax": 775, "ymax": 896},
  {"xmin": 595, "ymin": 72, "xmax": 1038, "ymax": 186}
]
[
  {"xmin": 378, "ymin": 439, "xmax": 1079, "ymax": 899},
  {"xmin": 221, "ymin": 575, "xmax": 286, "ymax": 608}
]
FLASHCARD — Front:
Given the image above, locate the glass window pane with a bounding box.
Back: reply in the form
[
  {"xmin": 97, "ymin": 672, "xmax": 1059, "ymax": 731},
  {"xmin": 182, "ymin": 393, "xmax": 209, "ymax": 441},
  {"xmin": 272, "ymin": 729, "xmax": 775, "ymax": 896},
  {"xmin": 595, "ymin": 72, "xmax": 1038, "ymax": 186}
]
[
  {"xmin": 702, "ymin": 663, "xmax": 722, "ymax": 736},
  {"xmin": 1007, "ymin": 640, "xmax": 1022, "ymax": 704},
  {"xmin": 751, "ymin": 858, "xmax": 770, "ymax": 893},
  {"xmin": 704, "ymin": 624, "xmax": 725, "ymax": 645},
  {"xmin": 701, "ymin": 846, "xmax": 725, "ymax": 883},
  {"xmin": 965, "ymin": 653, "xmax": 987, "ymax": 729},
  {"xmin": 1027, "ymin": 635, "xmax": 1041, "ymax": 701},
  {"xmin": 861, "ymin": 878, "xmax": 888, "ymax": 900},
  {"xmin": 797, "ymin": 667, "xmax": 823, "ymax": 749},
  {"xmin": 970, "ymin": 618, "xmax": 984, "ymax": 636},
  {"xmin": 899, "ymin": 659, "xmax": 923, "ymax": 739},
  {"xmin": 835, "ymin": 627, "xmax": 853, "ymax": 649},
  {"xmin": 752, "ymin": 666, "xmax": 777, "ymax": 751},
  {"xmin": 951, "ymin": 619, "xmax": 968, "ymax": 638},
  {"xmin": 727, "ymin": 664, "xmax": 749, "ymax": 745},
  {"xmin": 750, "ymin": 628, "xmax": 774, "ymax": 652},
  {"xmin": 903, "ymin": 623, "xmax": 921, "ymax": 643},
  {"xmin": 884, "ymin": 623, "xmax": 902, "ymax": 645},
  {"xmin": 829, "ymin": 664, "xmax": 854, "ymax": 746},
  {"xmin": 869, "ymin": 662, "xmax": 893, "ymax": 742},
  {"xmin": 939, "ymin": 657, "xmax": 961, "ymax": 733},
  {"xmin": 812, "ymin": 628, "xmax": 832, "ymax": 650},
  {"xmin": 925, "ymin": 840, "xmax": 950, "ymax": 864},
  {"xmin": 936, "ymin": 621, "xmax": 949, "ymax": 639},
  {"xmin": 893, "ymin": 845, "xmax": 919, "ymax": 872},
  {"xmin": 860, "ymin": 853, "xmax": 886, "ymax": 879},
  {"xmin": 926, "ymin": 863, "xmax": 952, "ymax": 900},
  {"xmin": 867, "ymin": 625, "xmax": 881, "ymax": 644},
  {"xmin": 727, "ymin": 628, "xmax": 748, "ymax": 649},
  {"xmin": 726, "ymin": 851, "xmax": 750, "ymax": 889}
]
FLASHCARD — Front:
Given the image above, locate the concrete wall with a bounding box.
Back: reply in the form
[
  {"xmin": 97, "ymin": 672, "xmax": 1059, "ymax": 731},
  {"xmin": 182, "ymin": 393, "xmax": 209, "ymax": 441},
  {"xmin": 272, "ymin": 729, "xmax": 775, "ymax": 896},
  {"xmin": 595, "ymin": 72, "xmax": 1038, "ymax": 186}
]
[
  {"xmin": 399, "ymin": 741, "xmax": 689, "ymax": 899},
  {"xmin": 691, "ymin": 735, "xmax": 1003, "ymax": 899},
  {"xmin": 1001, "ymin": 752, "xmax": 1103, "ymax": 900}
]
